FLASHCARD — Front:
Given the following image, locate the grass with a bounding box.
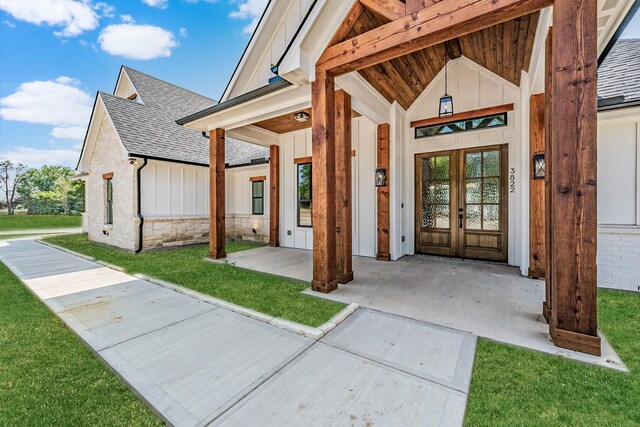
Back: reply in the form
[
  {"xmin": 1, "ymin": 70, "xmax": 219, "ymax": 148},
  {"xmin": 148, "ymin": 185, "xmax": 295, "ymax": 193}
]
[
  {"xmin": 0, "ymin": 262, "xmax": 161, "ymax": 426},
  {"xmin": 0, "ymin": 214, "xmax": 81, "ymax": 231},
  {"xmin": 43, "ymin": 234, "xmax": 345, "ymax": 327},
  {"xmin": 465, "ymin": 289, "xmax": 640, "ymax": 426}
]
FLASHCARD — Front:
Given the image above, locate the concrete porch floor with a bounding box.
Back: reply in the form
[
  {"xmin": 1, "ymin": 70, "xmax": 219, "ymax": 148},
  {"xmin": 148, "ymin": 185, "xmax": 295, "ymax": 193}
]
[{"xmin": 222, "ymin": 246, "xmax": 627, "ymax": 371}]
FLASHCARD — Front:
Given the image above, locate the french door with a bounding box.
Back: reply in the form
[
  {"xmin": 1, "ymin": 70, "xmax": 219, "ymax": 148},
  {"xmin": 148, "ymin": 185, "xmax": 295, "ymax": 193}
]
[{"xmin": 415, "ymin": 145, "xmax": 508, "ymax": 262}]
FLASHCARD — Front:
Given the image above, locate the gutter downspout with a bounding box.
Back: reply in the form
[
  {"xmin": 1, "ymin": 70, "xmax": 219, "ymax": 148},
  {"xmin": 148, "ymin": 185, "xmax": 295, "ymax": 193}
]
[{"xmin": 135, "ymin": 158, "xmax": 148, "ymax": 253}]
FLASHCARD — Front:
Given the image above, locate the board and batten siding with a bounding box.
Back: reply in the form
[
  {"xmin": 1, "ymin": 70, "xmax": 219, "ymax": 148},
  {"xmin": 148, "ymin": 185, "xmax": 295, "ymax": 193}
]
[
  {"xmin": 279, "ymin": 117, "xmax": 377, "ymax": 257},
  {"xmin": 597, "ymin": 107, "xmax": 640, "ymax": 292},
  {"xmin": 403, "ymin": 57, "xmax": 525, "ymax": 268},
  {"xmin": 237, "ymin": 0, "xmax": 314, "ymax": 96}
]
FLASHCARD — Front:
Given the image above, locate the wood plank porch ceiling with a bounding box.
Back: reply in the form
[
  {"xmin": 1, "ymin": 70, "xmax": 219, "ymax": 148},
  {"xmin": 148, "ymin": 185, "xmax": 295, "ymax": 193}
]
[{"xmin": 346, "ymin": 7, "xmax": 539, "ymax": 110}]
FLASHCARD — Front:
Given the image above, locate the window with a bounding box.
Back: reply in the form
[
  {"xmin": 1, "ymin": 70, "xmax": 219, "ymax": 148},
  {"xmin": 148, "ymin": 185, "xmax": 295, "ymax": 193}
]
[
  {"xmin": 105, "ymin": 177, "xmax": 113, "ymax": 224},
  {"xmin": 415, "ymin": 112, "xmax": 507, "ymax": 139},
  {"xmin": 252, "ymin": 180, "xmax": 264, "ymax": 215},
  {"xmin": 297, "ymin": 163, "xmax": 312, "ymax": 227}
]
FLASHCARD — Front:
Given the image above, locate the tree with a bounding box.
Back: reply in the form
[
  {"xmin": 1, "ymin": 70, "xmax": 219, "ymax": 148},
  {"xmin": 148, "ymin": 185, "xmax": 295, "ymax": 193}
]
[
  {"xmin": 0, "ymin": 160, "xmax": 28, "ymax": 215},
  {"xmin": 17, "ymin": 165, "xmax": 84, "ymax": 214}
]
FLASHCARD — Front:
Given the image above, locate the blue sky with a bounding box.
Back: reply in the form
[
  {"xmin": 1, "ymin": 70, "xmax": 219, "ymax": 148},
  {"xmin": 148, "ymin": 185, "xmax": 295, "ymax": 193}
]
[
  {"xmin": 0, "ymin": 1, "xmax": 638, "ymax": 169},
  {"xmin": 0, "ymin": 0, "xmax": 267, "ymax": 168}
]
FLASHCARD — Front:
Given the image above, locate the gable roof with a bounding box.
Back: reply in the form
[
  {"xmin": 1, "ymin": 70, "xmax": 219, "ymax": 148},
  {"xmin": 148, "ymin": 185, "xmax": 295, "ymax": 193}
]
[
  {"xmin": 79, "ymin": 66, "xmax": 268, "ymax": 169},
  {"xmin": 598, "ymin": 38, "xmax": 640, "ymax": 105}
]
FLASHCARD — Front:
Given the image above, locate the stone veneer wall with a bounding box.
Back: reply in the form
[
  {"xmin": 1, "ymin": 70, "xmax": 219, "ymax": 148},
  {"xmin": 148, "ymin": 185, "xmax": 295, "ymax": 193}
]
[
  {"xmin": 85, "ymin": 115, "xmax": 138, "ymax": 251},
  {"xmin": 226, "ymin": 214, "xmax": 269, "ymax": 244},
  {"xmin": 598, "ymin": 225, "xmax": 640, "ymax": 292},
  {"xmin": 142, "ymin": 217, "xmax": 209, "ymax": 249}
]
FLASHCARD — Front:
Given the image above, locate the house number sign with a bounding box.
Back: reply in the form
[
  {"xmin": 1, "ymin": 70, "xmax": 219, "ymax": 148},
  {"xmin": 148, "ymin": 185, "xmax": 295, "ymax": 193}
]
[{"xmin": 509, "ymin": 168, "xmax": 516, "ymax": 193}]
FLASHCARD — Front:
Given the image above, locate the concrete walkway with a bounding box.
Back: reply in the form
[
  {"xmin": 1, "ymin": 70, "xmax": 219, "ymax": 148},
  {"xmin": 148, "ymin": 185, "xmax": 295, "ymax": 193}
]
[
  {"xmin": 0, "ymin": 239, "xmax": 476, "ymax": 427},
  {"xmin": 0, "ymin": 227, "xmax": 82, "ymax": 236},
  {"xmin": 221, "ymin": 246, "xmax": 627, "ymax": 371}
]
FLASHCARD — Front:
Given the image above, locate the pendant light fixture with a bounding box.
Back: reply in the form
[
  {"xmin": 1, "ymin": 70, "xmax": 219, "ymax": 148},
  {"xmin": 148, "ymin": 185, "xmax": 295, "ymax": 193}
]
[{"xmin": 439, "ymin": 52, "xmax": 454, "ymax": 118}]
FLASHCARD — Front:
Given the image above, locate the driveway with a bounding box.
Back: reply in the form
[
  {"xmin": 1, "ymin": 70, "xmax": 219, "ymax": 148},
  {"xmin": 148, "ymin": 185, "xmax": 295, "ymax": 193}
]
[{"xmin": 0, "ymin": 239, "xmax": 476, "ymax": 427}]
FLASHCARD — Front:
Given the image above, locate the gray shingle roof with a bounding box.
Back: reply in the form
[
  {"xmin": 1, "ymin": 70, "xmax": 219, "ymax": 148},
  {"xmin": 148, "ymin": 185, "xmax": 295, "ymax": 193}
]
[
  {"xmin": 100, "ymin": 67, "xmax": 268, "ymax": 167},
  {"xmin": 598, "ymin": 39, "xmax": 640, "ymax": 103}
]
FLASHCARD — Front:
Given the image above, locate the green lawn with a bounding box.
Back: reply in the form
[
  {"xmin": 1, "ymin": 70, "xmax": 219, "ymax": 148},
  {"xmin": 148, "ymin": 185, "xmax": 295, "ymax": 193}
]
[
  {"xmin": 0, "ymin": 263, "xmax": 161, "ymax": 426},
  {"xmin": 0, "ymin": 214, "xmax": 81, "ymax": 231},
  {"xmin": 43, "ymin": 234, "xmax": 345, "ymax": 327},
  {"xmin": 465, "ymin": 289, "xmax": 640, "ymax": 426}
]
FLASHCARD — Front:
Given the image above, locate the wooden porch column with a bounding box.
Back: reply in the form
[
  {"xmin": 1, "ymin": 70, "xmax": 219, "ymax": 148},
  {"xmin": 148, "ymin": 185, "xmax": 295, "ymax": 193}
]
[
  {"xmin": 209, "ymin": 128, "xmax": 226, "ymax": 259},
  {"xmin": 529, "ymin": 92, "xmax": 546, "ymax": 280},
  {"xmin": 311, "ymin": 70, "xmax": 338, "ymax": 293},
  {"xmin": 543, "ymin": 28, "xmax": 553, "ymax": 324},
  {"xmin": 269, "ymin": 144, "xmax": 280, "ymax": 247},
  {"xmin": 376, "ymin": 123, "xmax": 391, "ymax": 261},
  {"xmin": 335, "ymin": 89, "xmax": 353, "ymax": 283},
  {"xmin": 549, "ymin": 1, "xmax": 600, "ymax": 356}
]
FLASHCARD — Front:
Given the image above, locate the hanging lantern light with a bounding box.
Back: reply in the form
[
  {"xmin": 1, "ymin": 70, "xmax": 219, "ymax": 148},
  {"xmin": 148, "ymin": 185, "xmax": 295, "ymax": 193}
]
[{"xmin": 439, "ymin": 52, "xmax": 454, "ymax": 118}]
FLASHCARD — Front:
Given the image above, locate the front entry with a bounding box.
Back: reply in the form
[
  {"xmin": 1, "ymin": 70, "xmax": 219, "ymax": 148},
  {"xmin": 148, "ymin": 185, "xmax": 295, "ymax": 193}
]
[{"xmin": 415, "ymin": 145, "xmax": 508, "ymax": 262}]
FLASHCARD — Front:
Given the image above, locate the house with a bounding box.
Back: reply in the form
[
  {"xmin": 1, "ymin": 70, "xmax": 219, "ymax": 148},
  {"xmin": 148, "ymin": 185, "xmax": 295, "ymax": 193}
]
[
  {"xmin": 176, "ymin": 0, "xmax": 639, "ymax": 357},
  {"xmin": 75, "ymin": 66, "xmax": 270, "ymax": 251},
  {"xmin": 597, "ymin": 38, "xmax": 640, "ymax": 292}
]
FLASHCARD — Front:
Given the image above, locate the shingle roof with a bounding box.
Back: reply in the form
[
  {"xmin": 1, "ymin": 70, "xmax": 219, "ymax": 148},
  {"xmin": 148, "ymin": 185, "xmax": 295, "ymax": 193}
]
[
  {"xmin": 598, "ymin": 39, "xmax": 640, "ymax": 103},
  {"xmin": 100, "ymin": 67, "xmax": 268, "ymax": 167}
]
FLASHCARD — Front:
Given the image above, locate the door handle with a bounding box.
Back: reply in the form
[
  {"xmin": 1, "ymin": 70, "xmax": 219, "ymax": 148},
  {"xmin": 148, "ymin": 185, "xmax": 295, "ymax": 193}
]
[{"xmin": 459, "ymin": 209, "xmax": 464, "ymax": 229}]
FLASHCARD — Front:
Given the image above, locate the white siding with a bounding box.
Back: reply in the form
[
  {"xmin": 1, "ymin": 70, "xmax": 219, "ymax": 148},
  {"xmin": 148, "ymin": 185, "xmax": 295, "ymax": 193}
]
[
  {"xmin": 226, "ymin": 164, "xmax": 270, "ymax": 216},
  {"xmin": 279, "ymin": 117, "xmax": 377, "ymax": 256},
  {"xmin": 141, "ymin": 160, "xmax": 209, "ymax": 217}
]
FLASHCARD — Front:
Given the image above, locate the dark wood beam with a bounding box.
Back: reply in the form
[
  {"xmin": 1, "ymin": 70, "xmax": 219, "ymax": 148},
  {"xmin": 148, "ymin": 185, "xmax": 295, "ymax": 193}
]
[
  {"xmin": 360, "ymin": 0, "xmax": 405, "ymax": 22},
  {"xmin": 543, "ymin": 28, "xmax": 553, "ymax": 324},
  {"xmin": 317, "ymin": 0, "xmax": 552, "ymax": 75},
  {"xmin": 410, "ymin": 103, "xmax": 514, "ymax": 128},
  {"xmin": 311, "ymin": 71, "xmax": 338, "ymax": 293},
  {"xmin": 209, "ymin": 128, "xmax": 226, "ymax": 259},
  {"xmin": 269, "ymin": 144, "xmax": 279, "ymax": 248},
  {"xmin": 328, "ymin": 1, "xmax": 365, "ymax": 47},
  {"xmin": 529, "ymin": 93, "xmax": 545, "ymax": 279},
  {"xmin": 376, "ymin": 123, "xmax": 391, "ymax": 261},
  {"xmin": 549, "ymin": 1, "xmax": 600, "ymax": 356},
  {"xmin": 335, "ymin": 89, "xmax": 354, "ymax": 284}
]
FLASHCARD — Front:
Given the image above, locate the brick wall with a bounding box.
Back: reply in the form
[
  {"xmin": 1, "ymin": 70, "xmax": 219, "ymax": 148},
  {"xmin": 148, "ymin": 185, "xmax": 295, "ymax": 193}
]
[{"xmin": 598, "ymin": 225, "xmax": 640, "ymax": 292}]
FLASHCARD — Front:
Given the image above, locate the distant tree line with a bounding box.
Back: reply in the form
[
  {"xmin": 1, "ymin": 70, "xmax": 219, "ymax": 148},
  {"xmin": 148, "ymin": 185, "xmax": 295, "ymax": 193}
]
[{"xmin": 0, "ymin": 160, "xmax": 84, "ymax": 215}]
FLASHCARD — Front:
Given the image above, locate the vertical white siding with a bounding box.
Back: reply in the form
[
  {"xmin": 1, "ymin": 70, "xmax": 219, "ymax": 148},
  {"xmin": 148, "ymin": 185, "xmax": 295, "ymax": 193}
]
[
  {"xmin": 279, "ymin": 118, "xmax": 377, "ymax": 256},
  {"xmin": 226, "ymin": 164, "xmax": 270, "ymax": 215}
]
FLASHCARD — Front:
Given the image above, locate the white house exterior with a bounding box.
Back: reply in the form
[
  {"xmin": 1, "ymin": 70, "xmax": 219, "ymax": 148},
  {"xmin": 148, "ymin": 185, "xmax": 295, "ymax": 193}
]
[
  {"xmin": 76, "ymin": 67, "xmax": 270, "ymax": 251},
  {"xmin": 596, "ymin": 39, "xmax": 640, "ymax": 292},
  {"xmin": 176, "ymin": 0, "xmax": 639, "ymax": 291}
]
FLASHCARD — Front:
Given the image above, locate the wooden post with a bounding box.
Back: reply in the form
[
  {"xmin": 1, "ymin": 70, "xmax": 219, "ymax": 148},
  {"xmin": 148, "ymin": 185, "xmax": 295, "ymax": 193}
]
[
  {"xmin": 269, "ymin": 144, "xmax": 280, "ymax": 247},
  {"xmin": 543, "ymin": 28, "xmax": 553, "ymax": 323},
  {"xmin": 376, "ymin": 123, "xmax": 391, "ymax": 261},
  {"xmin": 335, "ymin": 89, "xmax": 353, "ymax": 284},
  {"xmin": 311, "ymin": 70, "xmax": 338, "ymax": 293},
  {"xmin": 549, "ymin": 1, "xmax": 600, "ymax": 356},
  {"xmin": 209, "ymin": 128, "xmax": 226, "ymax": 259},
  {"xmin": 529, "ymin": 93, "xmax": 546, "ymax": 280}
]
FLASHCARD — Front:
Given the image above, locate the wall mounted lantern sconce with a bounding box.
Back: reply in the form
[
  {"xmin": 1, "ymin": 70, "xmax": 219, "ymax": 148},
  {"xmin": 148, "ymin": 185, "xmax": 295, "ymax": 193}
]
[
  {"xmin": 375, "ymin": 168, "xmax": 387, "ymax": 187},
  {"xmin": 533, "ymin": 153, "xmax": 545, "ymax": 180}
]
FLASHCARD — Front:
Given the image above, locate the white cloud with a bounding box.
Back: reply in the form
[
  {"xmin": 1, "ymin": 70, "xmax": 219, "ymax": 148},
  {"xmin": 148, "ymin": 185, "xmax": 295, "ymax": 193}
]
[
  {"xmin": 142, "ymin": 0, "xmax": 168, "ymax": 9},
  {"xmin": 229, "ymin": 0, "xmax": 268, "ymax": 35},
  {"xmin": 0, "ymin": 146, "xmax": 80, "ymax": 168},
  {"xmin": 0, "ymin": 0, "xmax": 106, "ymax": 37},
  {"xmin": 0, "ymin": 76, "xmax": 93, "ymax": 128},
  {"xmin": 179, "ymin": 27, "xmax": 187, "ymax": 37},
  {"xmin": 120, "ymin": 14, "xmax": 135, "ymax": 23},
  {"xmin": 2, "ymin": 20, "xmax": 16, "ymax": 28},
  {"xmin": 98, "ymin": 23, "xmax": 178, "ymax": 60},
  {"xmin": 52, "ymin": 126, "xmax": 86, "ymax": 140}
]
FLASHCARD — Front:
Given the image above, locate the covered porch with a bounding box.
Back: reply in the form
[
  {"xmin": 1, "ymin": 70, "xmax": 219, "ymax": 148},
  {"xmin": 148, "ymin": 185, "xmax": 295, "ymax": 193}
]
[{"xmin": 219, "ymin": 246, "xmax": 626, "ymax": 371}]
